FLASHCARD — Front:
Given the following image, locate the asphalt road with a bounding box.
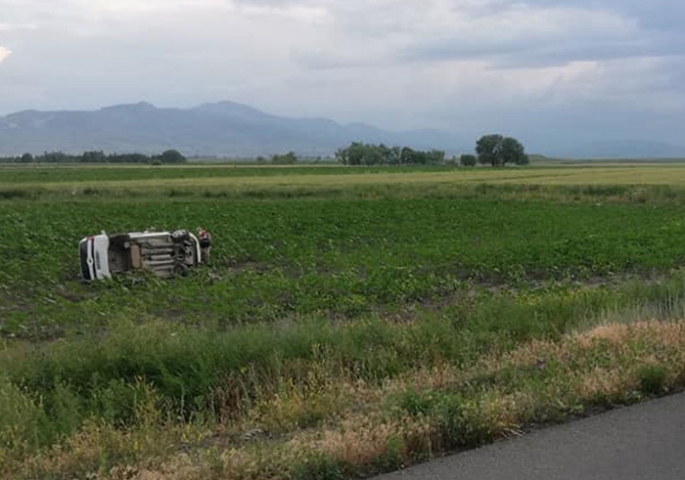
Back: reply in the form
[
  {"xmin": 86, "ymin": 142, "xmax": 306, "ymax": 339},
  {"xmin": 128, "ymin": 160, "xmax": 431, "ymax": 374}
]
[{"xmin": 374, "ymin": 393, "xmax": 685, "ymax": 480}]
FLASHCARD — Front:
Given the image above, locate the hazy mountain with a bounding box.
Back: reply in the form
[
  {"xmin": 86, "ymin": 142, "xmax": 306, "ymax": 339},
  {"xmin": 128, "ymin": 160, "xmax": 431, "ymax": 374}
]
[
  {"xmin": 567, "ymin": 140, "xmax": 685, "ymax": 159},
  {"xmin": 0, "ymin": 101, "xmax": 467, "ymax": 157},
  {"xmin": 1, "ymin": 101, "xmax": 683, "ymax": 159},
  {"xmin": 530, "ymin": 136, "xmax": 685, "ymax": 160}
]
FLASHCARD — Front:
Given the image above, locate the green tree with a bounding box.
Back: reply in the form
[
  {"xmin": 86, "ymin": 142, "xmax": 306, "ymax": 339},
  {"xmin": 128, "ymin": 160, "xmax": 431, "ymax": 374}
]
[
  {"xmin": 20, "ymin": 153, "xmax": 34, "ymax": 164},
  {"xmin": 501, "ymin": 137, "xmax": 529, "ymax": 165},
  {"xmin": 476, "ymin": 134, "xmax": 505, "ymax": 166},
  {"xmin": 81, "ymin": 151, "xmax": 107, "ymax": 163},
  {"xmin": 335, "ymin": 147, "xmax": 349, "ymax": 165},
  {"xmin": 271, "ymin": 151, "xmax": 298, "ymax": 165},
  {"xmin": 427, "ymin": 149, "xmax": 446, "ymax": 164},
  {"xmin": 335, "ymin": 142, "xmax": 448, "ymax": 166},
  {"xmin": 460, "ymin": 154, "xmax": 477, "ymax": 167},
  {"xmin": 400, "ymin": 147, "xmax": 415, "ymax": 165},
  {"xmin": 389, "ymin": 146, "xmax": 402, "ymax": 165},
  {"xmin": 475, "ymin": 134, "xmax": 528, "ymax": 167},
  {"xmin": 159, "ymin": 149, "xmax": 187, "ymax": 164},
  {"xmin": 40, "ymin": 151, "xmax": 70, "ymax": 163},
  {"xmin": 335, "ymin": 142, "xmax": 375, "ymax": 165}
]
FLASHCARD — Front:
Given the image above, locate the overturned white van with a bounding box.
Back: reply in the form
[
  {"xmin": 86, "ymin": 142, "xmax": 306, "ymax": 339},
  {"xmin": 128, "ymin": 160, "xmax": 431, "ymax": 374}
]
[{"xmin": 79, "ymin": 230, "xmax": 203, "ymax": 281}]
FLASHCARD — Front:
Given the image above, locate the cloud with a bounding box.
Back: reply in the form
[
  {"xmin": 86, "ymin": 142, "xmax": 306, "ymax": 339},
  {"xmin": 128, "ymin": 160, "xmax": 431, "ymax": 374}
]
[
  {"xmin": 286, "ymin": 1, "xmax": 680, "ymax": 71},
  {"xmin": 238, "ymin": 4, "xmax": 331, "ymax": 23},
  {"xmin": 521, "ymin": 0, "xmax": 685, "ymax": 30},
  {"xmin": 0, "ymin": 46, "xmax": 11, "ymax": 63},
  {"xmin": 0, "ymin": 0, "xmax": 682, "ymax": 151},
  {"xmin": 0, "ymin": 23, "xmax": 37, "ymax": 32},
  {"xmin": 397, "ymin": 6, "xmax": 641, "ymax": 63}
]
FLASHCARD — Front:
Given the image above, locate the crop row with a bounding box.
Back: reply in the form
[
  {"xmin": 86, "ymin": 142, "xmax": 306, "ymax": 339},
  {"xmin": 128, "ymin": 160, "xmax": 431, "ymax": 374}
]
[
  {"xmin": 2, "ymin": 196, "xmax": 685, "ymax": 338},
  {"xmin": 0, "ymin": 165, "xmax": 461, "ymax": 184}
]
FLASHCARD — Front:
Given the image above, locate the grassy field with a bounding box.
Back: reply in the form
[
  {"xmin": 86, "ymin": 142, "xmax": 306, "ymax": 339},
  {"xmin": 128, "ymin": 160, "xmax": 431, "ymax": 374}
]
[
  {"xmin": 3, "ymin": 164, "xmax": 685, "ymax": 479},
  {"xmin": 5, "ymin": 163, "xmax": 685, "ymax": 190}
]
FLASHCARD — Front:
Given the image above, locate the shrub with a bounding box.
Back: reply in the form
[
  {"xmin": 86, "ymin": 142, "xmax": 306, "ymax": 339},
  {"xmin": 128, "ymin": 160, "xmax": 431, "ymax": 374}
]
[{"xmin": 638, "ymin": 365, "xmax": 667, "ymax": 395}]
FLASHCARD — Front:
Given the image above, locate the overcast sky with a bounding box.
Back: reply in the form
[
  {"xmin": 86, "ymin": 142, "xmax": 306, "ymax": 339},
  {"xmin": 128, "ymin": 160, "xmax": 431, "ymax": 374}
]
[{"xmin": 1, "ymin": 0, "xmax": 684, "ymax": 149}]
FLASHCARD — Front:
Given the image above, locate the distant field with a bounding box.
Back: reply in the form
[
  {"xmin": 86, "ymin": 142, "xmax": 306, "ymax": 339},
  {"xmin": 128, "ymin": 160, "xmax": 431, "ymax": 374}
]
[
  {"xmin": 4, "ymin": 164, "xmax": 685, "ymax": 479},
  {"xmin": 5, "ymin": 164, "xmax": 685, "ymax": 194},
  {"xmin": 0, "ymin": 164, "xmax": 455, "ymax": 184}
]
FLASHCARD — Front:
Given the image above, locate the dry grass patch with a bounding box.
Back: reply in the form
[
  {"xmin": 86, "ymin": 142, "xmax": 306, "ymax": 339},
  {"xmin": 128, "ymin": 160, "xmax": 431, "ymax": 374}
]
[{"xmin": 7, "ymin": 319, "xmax": 685, "ymax": 480}]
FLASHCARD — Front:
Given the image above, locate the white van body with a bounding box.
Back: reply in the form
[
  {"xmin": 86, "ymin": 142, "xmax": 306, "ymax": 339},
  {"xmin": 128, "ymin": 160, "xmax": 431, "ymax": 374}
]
[{"xmin": 79, "ymin": 230, "xmax": 202, "ymax": 281}]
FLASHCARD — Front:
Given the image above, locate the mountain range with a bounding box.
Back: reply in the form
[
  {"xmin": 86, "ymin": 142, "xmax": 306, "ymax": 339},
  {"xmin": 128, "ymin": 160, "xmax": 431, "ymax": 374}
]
[
  {"xmin": 0, "ymin": 101, "xmax": 467, "ymax": 158},
  {"xmin": 1, "ymin": 101, "xmax": 684, "ymax": 159}
]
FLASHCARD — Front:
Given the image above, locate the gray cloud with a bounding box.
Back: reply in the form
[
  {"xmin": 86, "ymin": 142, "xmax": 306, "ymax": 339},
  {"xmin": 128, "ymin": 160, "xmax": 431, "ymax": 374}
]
[
  {"xmin": 406, "ymin": 35, "xmax": 684, "ymax": 69},
  {"xmin": 0, "ymin": 0, "xmax": 683, "ymax": 153},
  {"xmin": 371, "ymin": 2, "xmax": 684, "ymax": 68},
  {"xmin": 520, "ymin": 0, "xmax": 685, "ymax": 30}
]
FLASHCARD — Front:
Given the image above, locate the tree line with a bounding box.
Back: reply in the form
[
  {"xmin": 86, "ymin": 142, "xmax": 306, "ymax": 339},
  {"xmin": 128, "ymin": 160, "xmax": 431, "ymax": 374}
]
[
  {"xmin": 0, "ymin": 149, "xmax": 187, "ymax": 164},
  {"xmin": 255, "ymin": 151, "xmax": 300, "ymax": 165},
  {"xmin": 334, "ymin": 134, "xmax": 528, "ymax": 167},
  {"xmin": 0, "ymin": 134, "xmax": 529, "ymax": 167},
  {"xmin": 335, "ymin": 142, "xmax": 446, "ymax": 166}
]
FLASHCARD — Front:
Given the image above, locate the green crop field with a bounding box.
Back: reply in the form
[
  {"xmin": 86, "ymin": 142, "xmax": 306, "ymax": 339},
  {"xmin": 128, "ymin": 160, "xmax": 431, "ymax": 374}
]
[
  {"xmin": 4, "ymin": 164, "xmax": 685, "ymax": 479},
  {"xmin": 5, "ymin": 164, "xmax": 685, "ymax": 195}
]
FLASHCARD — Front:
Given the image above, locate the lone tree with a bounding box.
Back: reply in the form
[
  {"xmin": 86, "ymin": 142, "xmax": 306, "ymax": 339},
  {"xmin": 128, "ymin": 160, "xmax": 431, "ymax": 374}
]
[
  {"xmin": 475, "ymin": 134, "xmax": 529, "ymax": 167},
  {"xmin": 159, "ymin": 149, "xmax": 187, "ymax": 164}
]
